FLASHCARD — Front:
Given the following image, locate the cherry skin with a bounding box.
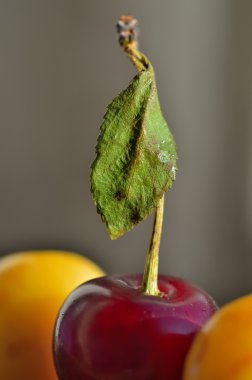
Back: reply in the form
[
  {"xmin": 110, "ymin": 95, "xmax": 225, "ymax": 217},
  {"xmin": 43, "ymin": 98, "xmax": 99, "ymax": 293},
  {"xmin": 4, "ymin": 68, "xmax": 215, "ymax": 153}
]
[{"xmin": 54, "ymin": 274, "xmax": 217, "ymax": 380}]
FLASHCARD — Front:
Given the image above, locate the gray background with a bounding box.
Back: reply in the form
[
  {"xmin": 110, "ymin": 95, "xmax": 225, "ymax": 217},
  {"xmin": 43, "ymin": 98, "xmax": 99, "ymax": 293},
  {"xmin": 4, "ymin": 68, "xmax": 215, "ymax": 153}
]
[{"xmin": 0, "ymin": 0, "xmax": 251, "ymax": 305}]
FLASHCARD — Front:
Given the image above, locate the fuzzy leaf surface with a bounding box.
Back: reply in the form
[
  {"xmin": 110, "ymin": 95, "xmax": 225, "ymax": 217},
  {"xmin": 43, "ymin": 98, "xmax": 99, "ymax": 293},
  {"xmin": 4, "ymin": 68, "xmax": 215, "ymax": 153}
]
[{"xmin": 91, "ymin": 64, "xmax": 177, "ymax": 239}]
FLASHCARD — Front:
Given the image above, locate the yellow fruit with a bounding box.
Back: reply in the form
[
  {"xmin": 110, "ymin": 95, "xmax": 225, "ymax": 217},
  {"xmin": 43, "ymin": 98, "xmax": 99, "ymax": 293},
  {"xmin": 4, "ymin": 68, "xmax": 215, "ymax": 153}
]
[
  {"xmin": 0, "ymin": 250, "xmax": 104, "ymax": 380},
  {"xmin": 183, "ymin": 295, "xmax": 252, "ymax": 380}
]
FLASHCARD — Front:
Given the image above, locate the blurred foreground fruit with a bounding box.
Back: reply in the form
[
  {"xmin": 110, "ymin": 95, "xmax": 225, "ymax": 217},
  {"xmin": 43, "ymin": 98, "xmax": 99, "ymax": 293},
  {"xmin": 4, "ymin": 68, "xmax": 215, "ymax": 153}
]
[
  {"xmin": 183, "ymin": 295, "xmax": 252, "ymax": 380},
  {"xmin": 54, "ymin": 274, "xmax": 217, "ymax": 380},
  {"xmin": 0, "ymin": 250, "xmax": 104, "ymax": 380}
]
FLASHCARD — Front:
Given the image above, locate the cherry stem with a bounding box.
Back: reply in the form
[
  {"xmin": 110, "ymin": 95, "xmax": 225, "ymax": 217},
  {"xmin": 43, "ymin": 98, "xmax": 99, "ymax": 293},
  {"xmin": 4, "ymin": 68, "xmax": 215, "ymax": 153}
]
[
  {"xmin": 117, "ymin": 15, "xmax": 148, "ymax": 72},
  {"xmin": 117, "ymin": 16, "xmax": 164, "ymax": 297},
  {"xmin": 142, "ymin": 196, "xmax": 164, "ymax": 296}
]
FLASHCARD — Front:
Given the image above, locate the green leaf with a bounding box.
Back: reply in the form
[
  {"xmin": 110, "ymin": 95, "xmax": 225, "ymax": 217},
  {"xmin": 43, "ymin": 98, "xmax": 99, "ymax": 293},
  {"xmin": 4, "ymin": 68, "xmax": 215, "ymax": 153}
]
[{"xmin": 90, "ymin": 61, "xmax": 177, "ymax": 240}]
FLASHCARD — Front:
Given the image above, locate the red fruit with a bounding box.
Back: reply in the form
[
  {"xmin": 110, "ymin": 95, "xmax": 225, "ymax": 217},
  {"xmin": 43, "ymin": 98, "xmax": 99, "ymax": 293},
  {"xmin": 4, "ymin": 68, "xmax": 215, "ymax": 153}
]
[{"xmin": 54, "ymin": 274, "xmax": 217, "ymax": 380}]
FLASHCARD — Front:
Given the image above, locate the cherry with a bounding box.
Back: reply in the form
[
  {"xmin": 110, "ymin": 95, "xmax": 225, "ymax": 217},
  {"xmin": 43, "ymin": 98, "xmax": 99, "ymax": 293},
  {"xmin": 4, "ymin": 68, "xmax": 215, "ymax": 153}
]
[
  {"xmin": 54, "ymin": 16, "xmax": 218, "ymax": 380},
  {"xmin": 54, "ymin": 274, "xmax": 217, "ymax": 380}
]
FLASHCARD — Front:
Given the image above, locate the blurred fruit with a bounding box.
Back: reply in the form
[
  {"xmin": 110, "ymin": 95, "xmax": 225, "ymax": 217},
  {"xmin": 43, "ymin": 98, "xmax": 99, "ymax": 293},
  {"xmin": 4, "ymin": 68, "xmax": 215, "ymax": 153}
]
[
  {"xmin": 0, "ymin": 250, "xmax": 104, "ymax": 380},
  {"xmin": 54, "ymin": 274, "xmax": 217, "ymax": 380},
  {"xmin": 183, "ymin": 295, "xmax": 252, "ymax": 380}
]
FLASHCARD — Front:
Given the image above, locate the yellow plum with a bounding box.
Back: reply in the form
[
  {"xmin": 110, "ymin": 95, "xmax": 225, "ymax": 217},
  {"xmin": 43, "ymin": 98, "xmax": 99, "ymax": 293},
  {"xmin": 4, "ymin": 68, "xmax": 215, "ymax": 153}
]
[
  {"xmin": 0, "ymin": 250, "xmax": 104, "ymax": 380},
  {"xmin": 183, "ymin": 295, "xmax": 252, "ymax": 380}
]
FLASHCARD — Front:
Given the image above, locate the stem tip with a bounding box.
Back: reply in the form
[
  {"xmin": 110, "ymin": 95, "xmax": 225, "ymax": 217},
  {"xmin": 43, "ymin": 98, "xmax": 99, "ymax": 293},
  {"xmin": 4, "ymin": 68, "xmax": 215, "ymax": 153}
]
[{"xmin": 116, "ymin": 16, "xmax": 139, "ymax": 48}]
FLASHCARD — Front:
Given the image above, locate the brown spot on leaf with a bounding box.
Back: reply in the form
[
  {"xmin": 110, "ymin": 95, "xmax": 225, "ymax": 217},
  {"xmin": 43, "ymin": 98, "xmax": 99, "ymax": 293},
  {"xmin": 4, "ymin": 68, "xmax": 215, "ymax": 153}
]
[
  {"xmin": 131, "ymin": 209, "xmax": 141, "ymax": 224},
  {"xmin": 115, "ymin": 190, "xmax": 126, "ymax": 201}
]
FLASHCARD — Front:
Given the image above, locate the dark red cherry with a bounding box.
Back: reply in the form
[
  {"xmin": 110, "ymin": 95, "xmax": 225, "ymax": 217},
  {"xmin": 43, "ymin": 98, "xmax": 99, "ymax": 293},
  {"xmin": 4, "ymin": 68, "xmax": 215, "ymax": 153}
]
[{"xmin": 54, "ymin": 274, "xmax": 217, "ymax": 380}]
